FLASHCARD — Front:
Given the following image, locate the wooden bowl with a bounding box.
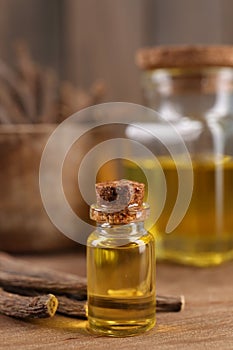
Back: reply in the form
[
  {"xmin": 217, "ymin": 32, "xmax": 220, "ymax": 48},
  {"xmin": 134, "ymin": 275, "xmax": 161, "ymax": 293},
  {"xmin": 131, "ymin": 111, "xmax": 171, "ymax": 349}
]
[{"xmin": 0, "ymin": 124, "xmax": 79, "ymax": 253}]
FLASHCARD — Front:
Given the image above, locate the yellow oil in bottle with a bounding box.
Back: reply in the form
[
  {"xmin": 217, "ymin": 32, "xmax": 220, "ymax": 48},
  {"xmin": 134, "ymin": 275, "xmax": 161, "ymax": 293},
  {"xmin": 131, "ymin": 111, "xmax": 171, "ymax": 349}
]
[
  {"xmin": 123, "ymin": 155, "xmax": 233, "ymax": 266},
  {"xmin": 87, "ymin": 227, "xmax": 156, "ymax": 337}
]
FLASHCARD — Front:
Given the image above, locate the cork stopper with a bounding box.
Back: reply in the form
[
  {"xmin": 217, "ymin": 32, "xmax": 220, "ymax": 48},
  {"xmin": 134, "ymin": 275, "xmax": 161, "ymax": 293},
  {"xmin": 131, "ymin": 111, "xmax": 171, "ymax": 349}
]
[
  {"xmin": 136, "ymin": 45, "xmax": 233, "ymax": 70},
  {"xmin": 90, "ymin": 179, "xmax": 149, "ymax": 224}
]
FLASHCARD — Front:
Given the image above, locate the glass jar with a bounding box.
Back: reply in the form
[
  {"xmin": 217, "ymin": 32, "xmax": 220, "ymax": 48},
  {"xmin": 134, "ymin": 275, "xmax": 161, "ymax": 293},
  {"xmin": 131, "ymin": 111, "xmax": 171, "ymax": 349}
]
[
  {"xmin": 135, "ymin": 46, "xmax": 233, "ymax": 266},
  {"xmin": 87, "ymin": 196, "xmax": 156, "ymax": 337}
]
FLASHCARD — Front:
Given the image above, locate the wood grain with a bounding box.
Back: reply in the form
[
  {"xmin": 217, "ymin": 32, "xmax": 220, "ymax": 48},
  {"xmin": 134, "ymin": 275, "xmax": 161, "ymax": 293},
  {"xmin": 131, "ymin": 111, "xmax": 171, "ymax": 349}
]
[{"xmin": 0, "ymin": 252, "xmax": 232, "ymax": 349}]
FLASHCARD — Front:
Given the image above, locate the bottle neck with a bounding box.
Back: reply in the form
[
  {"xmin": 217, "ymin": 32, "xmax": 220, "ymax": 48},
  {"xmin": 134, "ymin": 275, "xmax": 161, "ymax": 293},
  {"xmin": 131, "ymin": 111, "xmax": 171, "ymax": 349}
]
[{"xmin": 96, "ymin": 221, "xmax": 146, "ymax": 238}]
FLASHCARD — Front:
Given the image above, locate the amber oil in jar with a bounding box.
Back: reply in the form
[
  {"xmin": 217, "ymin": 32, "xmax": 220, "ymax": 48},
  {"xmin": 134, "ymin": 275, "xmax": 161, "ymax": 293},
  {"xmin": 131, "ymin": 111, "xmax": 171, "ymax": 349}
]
[
  {"xmin": 135, "ymin": 46, "xmax": 233, "ymax": 266},
  {"xmin": 124, "ymin": 155, "xmax": 233, "ymax": 266}
]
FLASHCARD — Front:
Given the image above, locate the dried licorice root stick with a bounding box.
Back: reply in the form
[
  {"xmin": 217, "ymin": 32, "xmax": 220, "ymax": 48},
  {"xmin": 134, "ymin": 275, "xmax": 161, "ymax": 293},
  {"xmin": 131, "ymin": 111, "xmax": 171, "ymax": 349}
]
[
  {"xmin": 0, "ymin": 288, "xmax": 58, "ymax": 319},
  {"xmin": 1, "ymin": 290, "xmax": 184, "ymax": 319},
  {"xmin": 0, "ymin": 253, "xmax": 185, "ymax": 314},
  {"xmin": 0, "ymin": 252, "xmax": 87, "ymax": 300},
  {"xmin": 156, "ymin": 295, "xmax": 185, "ymax": 312},
  {"xmin": 57, "ymin": 296, "xmax": 87, "ymax": 318},
  {"xmin": 56, "ymin": 295, "xmax": 184, "ymax": 319},
  {"xmin": 0, "ymin": 271, "xmax": 87, "ymax": 300}
]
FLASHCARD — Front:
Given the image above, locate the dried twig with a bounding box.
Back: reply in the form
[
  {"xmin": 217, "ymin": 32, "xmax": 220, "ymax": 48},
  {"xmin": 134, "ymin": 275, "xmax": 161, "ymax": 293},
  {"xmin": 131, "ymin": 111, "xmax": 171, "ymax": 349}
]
[
  {"xmin": 0, "ymin": 252, "xmax": 185, "ymax": 318},
  {"xmin": 0, "ymin": 252, "xmax": 87, "ymax": 300},
  {"xmin": 156, "ymin": 294, "xmax": 185, "ymax": 312},
  {"xmin": 55, "ymin": 295, "xmax": 184, "ymax": 318},
  {"xmin": 57, "ymin": 296, "xmax": 87, "ymax": 318},
  {"xmin": 0, "ymin": 42, "xmax": 106, "ymax": 124},
  {"xmin": 0, "ymin": 288, "xmax": 58, "ymax": 319},
  {"xmin": 0, "ymin": 59, "xmax": 35, "ymax": 121},
  {"xmin": 0, "ymin": 271, "xmax": 87, "ymax": 300}
]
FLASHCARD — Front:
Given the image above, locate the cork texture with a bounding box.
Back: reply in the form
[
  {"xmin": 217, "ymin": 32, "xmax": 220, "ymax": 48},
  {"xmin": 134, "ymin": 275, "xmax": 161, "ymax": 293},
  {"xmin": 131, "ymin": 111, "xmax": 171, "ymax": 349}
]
[
  {"xmin": 95, "ymin": 179, "xmax": 145, "ymax": 209},
  {"xmin": 92, "ymin": 179, "xmax": 148, "ymax": 224},
  {"xmin": 90, "ymin": 203, "xmax": 149, "ymax": 225},
  {"xmin": 136, "ymin": 45, "xmax": 233, "ymax": 70}
]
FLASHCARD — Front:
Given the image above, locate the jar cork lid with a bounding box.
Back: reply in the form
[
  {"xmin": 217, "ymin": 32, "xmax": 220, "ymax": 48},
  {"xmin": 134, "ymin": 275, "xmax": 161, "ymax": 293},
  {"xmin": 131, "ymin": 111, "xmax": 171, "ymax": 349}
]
[
  {"xmin": 136, "ymin": 45, "xmax": 233, "ymax": 70},
  {"xmin": 90, "ymin": 179, "xmax": 150, "ymax": 224}
]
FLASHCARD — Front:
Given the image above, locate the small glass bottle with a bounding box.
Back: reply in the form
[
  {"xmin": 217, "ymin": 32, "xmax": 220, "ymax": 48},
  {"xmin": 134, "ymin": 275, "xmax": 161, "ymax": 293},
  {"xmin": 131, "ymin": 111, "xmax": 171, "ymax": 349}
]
[{"xmin": 87, "ymin": 180, "xmax": 156, "ymax": 337}]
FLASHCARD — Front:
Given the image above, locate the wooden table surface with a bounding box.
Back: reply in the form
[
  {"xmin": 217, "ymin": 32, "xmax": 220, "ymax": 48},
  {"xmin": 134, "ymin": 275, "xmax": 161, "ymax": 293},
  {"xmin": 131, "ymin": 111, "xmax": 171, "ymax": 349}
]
[{"xmin": 0, "ymin": 252, "xmax": 233, "ymax": 350}]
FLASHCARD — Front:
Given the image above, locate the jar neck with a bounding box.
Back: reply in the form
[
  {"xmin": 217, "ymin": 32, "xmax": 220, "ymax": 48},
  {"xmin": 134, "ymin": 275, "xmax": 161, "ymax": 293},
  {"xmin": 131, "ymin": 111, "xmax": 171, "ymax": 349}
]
[{"xmin": 142, "ymin": 67, "xmax": 233, "ymax": 120}]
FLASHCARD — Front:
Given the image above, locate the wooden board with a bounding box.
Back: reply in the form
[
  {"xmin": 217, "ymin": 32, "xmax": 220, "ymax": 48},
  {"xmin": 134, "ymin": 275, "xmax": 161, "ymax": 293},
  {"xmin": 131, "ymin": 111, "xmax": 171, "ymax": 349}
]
[{"xmin": 0, "ymin": 253, "xmax": 233, "ymax": 349}]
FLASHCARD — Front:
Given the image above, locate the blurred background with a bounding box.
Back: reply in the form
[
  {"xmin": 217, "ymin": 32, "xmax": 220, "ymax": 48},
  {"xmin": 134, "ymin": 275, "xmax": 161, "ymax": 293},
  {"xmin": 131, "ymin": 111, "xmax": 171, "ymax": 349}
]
[
  {"xmin": 1, "ymin": 0, "xmax": 233, "ymax": 102},
  {"xmin": 1, "ymin": 0, "xmax": 233, "ymax": 254}
]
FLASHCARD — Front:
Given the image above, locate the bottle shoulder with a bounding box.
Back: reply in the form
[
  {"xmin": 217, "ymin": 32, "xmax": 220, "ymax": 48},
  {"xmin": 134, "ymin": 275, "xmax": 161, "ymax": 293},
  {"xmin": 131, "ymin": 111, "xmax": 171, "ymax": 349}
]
[{"xmin": 87, "ymin": 229, "xmax": 155, "ymax": 248}]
